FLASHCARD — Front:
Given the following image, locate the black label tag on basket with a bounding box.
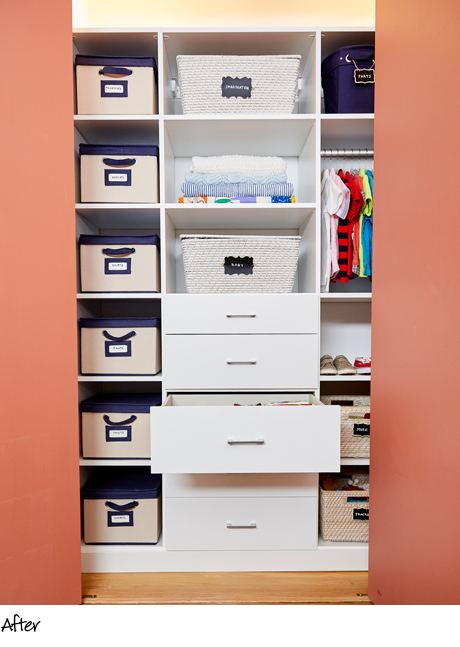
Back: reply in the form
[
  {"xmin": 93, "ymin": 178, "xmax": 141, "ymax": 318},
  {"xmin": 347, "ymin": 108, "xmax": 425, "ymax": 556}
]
[
  {"xmin": 224, "ymin": 256, "xmax": 254, "ymax": 275},
  {"xmin": 222, "ymin": 77, "xmax": 252, "ymax": 98},
  {"xmin": 354, "ymin": 68, "xmax": 375, "ymax": 84},
  {"xmin": 353, "ymin": 508, "xmax": 369, "ymax": 521},
  {"xmin": 331, "ymin": 400, "xmax": 354, "ymax": 406},
  {"xmin": 353, "ymin": 423, "xmax": 370, "ymax": 436}
]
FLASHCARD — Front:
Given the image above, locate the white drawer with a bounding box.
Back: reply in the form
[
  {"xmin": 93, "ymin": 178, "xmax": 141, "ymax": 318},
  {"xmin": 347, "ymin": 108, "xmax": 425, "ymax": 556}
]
[
  {"xmin": 165, "ymin": 497, "xmax": 318, "ymax": 550},
  {"xmin": 163, "ymin": 334, "xmax": 319, "ymax": 390},
  {"xmin": 165, "ymin": 473, "xmax": 318, "ymax": 498},
  {"xmin": 151, "ymin": 393, "xmax": 340, "ymax": 474},
  {"xmin": 164, "ymin": 294, "xmax": 319, "ymax": 334}
]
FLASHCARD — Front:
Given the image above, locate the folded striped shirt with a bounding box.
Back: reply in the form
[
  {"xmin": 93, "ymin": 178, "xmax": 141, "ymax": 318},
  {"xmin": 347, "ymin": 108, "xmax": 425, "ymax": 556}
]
[
  {"xmin": 181, "ymin": 183, "xmax": 294, "ymax": 197},
  {"xmin": 179, "ymin": 196, "xmax": 296, "ymax": 203},
  {"xmin": 184, "ymin": 172, "xmax": 288, "ymax": 185}
]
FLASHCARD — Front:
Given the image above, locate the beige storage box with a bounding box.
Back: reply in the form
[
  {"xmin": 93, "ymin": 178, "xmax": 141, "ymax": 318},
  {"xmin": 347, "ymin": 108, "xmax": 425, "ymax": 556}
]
[
  {"xmin": 80, "ymin": 393, "xmax": 161, "ymax": 459},
  {"xmin": 80, "ymin": 317, "xmax": 161, "ymax": 376},
  {"xmin": 75, "ymin": 55, "xmax": 157, "ymax": 115},
  {"xmin": 320, "ymin": 471, "xmax": 369, "ymax": 542},
  {"xmin": 340, "ymin": 406, "xmax": 370, "ymax": 458},
  {"xmin": 82, "ymin": 469, "xmax": 162, "ymax": 544},
  {"xmin": 79, "ymin": 234, "xmax": 160, "ymax": 293},
  {"xmin": 177, "ymin": 55, "xmax": 301, "ymax": 114},
  {"xmin": 79, "ymin": 144, "xmax": 159, "ymax": 203}
]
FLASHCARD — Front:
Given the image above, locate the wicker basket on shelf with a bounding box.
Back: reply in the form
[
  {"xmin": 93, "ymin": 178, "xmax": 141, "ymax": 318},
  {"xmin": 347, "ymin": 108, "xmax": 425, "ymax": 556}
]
[
  {"xmin": 320, "ymin": 471, "xmax": 369, "ymax": 542},
  {"xmin": 177, "ymin": 55, "xmax": 301, "ymax": 114},
  {"xmin": 320, "ymin": 395, "xmax": 370, "ymax": 407},
  {"xmin": 180, "ymin": 234, "xmax": 301, "ymax": 294},
  {"xmin": 340, "ymin": 406, "xmax": 370, "ymax": 458}
]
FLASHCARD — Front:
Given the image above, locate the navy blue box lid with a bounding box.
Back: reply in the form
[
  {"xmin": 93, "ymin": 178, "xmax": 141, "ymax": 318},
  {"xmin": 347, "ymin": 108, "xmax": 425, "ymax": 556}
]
[
  {"xmin": 81, "ymin": 393, "xmax": 162, "ymax": 413},
  {"xmin": 80, "ymin": 317, "xmax": 160, "ymax": 328},
  {"xmin": 82, "ymin": 468, "xmax": 162, "ymax": 499},
  {"xmin": 80, "ymin": 144, "xmax": 159, "ymax": 157},
  {"xmin": 75, "ymin": 55, "xmax": 157, "ymax": 71},
  {"xmin": 321, "ymin": 45, "xmax": 375, "ymax": 79},
  {"xmin": 79, "ymin": 234, "xmax": 160, "ymax": 248}
]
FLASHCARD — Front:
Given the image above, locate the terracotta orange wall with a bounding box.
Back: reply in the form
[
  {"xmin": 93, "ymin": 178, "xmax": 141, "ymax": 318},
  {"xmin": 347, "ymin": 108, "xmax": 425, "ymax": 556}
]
[
  {"xmin": 0, "ymin": 0, "xmax": 81, "ymax": 603},
  {"xmin": 370, "ymin": 0, "xmax": 460, "ymax": 604}
]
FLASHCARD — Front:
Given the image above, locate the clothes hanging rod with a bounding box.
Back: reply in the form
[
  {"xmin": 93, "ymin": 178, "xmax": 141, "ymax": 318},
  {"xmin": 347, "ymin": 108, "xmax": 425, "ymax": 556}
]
[{"xmin": 321, "ymin": 149, "xmax": 374, "ymax": 157}]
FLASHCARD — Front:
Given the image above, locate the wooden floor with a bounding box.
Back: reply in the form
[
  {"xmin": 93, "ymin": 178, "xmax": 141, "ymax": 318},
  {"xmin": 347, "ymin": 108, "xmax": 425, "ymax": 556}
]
[{"xmin": 81, "ymin": 572, "xmax": 371, "ymax": 605}]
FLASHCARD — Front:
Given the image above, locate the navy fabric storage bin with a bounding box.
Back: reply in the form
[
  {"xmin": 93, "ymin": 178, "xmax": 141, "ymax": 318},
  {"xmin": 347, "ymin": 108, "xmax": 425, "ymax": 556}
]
[
  {"xmin": 75, "ymin": 55, "xmax": 158, "ymax": 115},
  {"xmin": 79, "ymin": 234, "xmax": 161, "ymax": 293},
  {"xmin": 82, "ymin": 469, "xmax": 162, "ymax": 544},
  {"xmin": 80, "ymin": 317, "xmax": 161, "ymax": 376},
  {"xmin": 80, "ymin": 144, "xmax": 159, "ymax": 203},
  {"xmin": 321, "ymin": 45, "xmax": 375, "ymax": 114},
  {"xmin": 80, "ymin": 393, "xmax": 162, "ymax": 459}
]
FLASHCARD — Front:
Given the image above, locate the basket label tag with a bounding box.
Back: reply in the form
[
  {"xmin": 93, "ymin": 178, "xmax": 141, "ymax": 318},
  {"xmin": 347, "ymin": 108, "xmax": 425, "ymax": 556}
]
[
  {"xmin": 106, "ymin": 426, "xmax": 132, "ymax": 442},
  {"xmin": 105, "ymin": 169, "xmax": 132, "ymax": 186},
  {"xmin": 105, "ymin": 258, "xmax": 132, "ymax": 275},
  {"xmin": 105, "ymin": 341, "xmax": 132, "ymax": 357},
  {"xmin": 224, "ymin": 256, "xmax": 254, "ymax": 275},
  {"xmin": 354, "ymin": 68, "xmax": 375, "ymax": 84},
  {"xmin": 101, "ymin": 80, "xmax": 128, "ymax": 97},
  {"xmin": 222, "ymin": 77, "xmax": 252, "ymax": 99},
  {"xmin": 353, "ymin": 423, "xmax": 370, "ymax": 436},
  {"xmin": 353, "ymin": 508, "xmax": 369, "ymax": 521},
  {"xmin": 108, "ymin": 511, "xmax": 134, "ymax": 527}
]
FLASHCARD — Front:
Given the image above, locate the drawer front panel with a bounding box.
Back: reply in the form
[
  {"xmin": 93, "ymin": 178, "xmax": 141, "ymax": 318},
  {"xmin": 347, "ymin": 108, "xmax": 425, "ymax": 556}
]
[
  {"xmin": 164, "ymin": 294, "xmax": 319, "ymax": 334},
  {"xmin": 164, "ymin": 334, "xmax": 318, "ymax": 390},
  {"xmin": 151, "ymin": 399, "xmax": 340, "ymax": 473},
  {"xmin": 165, "ymin": 497, "xmax": 318, "ymax": 551},
  {"xmin": 165, "ymin": 473, "xmax": 318, "ymax": 498}
]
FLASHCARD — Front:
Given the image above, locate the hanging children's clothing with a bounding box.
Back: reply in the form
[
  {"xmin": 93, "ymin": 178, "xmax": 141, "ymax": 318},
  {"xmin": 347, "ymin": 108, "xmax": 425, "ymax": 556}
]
[{"xmin": 320, "ymin": 169, "xmax": 343, "ymax": 293}]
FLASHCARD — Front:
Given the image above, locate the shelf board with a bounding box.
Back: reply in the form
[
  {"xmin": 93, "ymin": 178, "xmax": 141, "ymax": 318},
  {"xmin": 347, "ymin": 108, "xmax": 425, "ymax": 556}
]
[
  {"xmin": 78, "ymin": 373, "xmax": 162, "ymax": 382},
  {"xmin": 76, "ymin": 204, "xmax": 160, "ymax": 229},
  {"xmin": 318, "ymin": 536, "xmax": 369, "ymax": 550},
  {"xmin": 320, "ymin": 375, "xmax": 371, "ymax": 381},
  {"xmin": 321, "ymin": 293, "xmax": 372, "ymax": 303},
  {"xmin": 80, "ymin": 458, "xmax": 151, "ymax": 466},
  {"xmin": 81, "ymin": 535, "xmax": 165, "ymax": 553},
  {"xmin": 165, "ymin": 203, "xmax": 315, "ymax": 229},
  {"xmin": 74, "ymin": 116, "xmax": 159, "ymax": 145},
  {"xmin": 77, "ymin": 293, "xmax": 161, "ymax": 300},
  {"xmin": 321, "ymin": 114, "xmax": 374, "ymax": 120},
  {"xmin": 340, "ymin": 457, "xmax": 370, "ymax": 466},
  {"xmin": 73, "ymin": 28, "xmax": 159, "ymax": 56}
]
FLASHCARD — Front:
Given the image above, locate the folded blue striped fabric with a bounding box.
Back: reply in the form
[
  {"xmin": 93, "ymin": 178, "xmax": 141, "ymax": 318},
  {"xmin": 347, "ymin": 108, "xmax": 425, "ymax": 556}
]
[
  {"xmin": 181, "ymin": 183, "xmax": 294, "ymax": 197},
  {"xmin": 183, "ymin": 172, "xmax": 288, "ymax": 185}
]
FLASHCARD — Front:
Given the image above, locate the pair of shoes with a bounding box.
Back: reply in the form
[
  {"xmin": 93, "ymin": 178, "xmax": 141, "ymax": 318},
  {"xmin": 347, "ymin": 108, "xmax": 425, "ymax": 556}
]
[
  {"xmin": 320, "ymin": 354, "xmax": 357, "ymax": 375},
  {"xmin": 354, "ymin": 356, "xmax": 371, "ymax": 374}
]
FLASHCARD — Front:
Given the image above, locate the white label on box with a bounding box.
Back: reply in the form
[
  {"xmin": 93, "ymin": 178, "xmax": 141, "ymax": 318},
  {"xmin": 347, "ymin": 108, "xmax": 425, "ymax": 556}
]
[
  {"xmin": 108, "ymin": 173, "xmax": 128, "ymax": 182},
  {"xmin": 109, "ymin": 429, "xmax": 128, "ymax": 438},
  {"xmin": 104, "ymin": 84, "xmax": 125, "ymax": 94},
  {"xmin": 108, "ymin": 345, "xmax": 128, "ymax": 353},
  {"xmin": 111, "ymin": 515, "xmax": 130, "ymax": 523},
  {"xmin": 108, "ymin": 262, "xmax": 128, "ymax": 271}
]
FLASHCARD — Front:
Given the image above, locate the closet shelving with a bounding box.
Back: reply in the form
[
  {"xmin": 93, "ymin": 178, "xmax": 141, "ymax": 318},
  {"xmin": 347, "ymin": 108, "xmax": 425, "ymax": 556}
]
[{"xmin": 73, "ymin": 26, "xmax": 373, "ymax": 573}]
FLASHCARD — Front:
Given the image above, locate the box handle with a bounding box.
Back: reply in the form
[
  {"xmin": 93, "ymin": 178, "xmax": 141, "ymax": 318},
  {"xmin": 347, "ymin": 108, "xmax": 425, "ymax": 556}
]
[
  {"xmin": 98, "ymin": 66, "xmax": 133, "ymax": 78},
  {"xmin": 102, "ymin": 330, "xmax": 137, "ymax": 342},
  {"xmin": 226, "ymin": 314, "xmax": 256, "ymax": 318},
  {"xmin": 105, "ymin": 501, "xmax": 139, "ymax": 511},
  {"xmin": 227, "ymin": 360, "xmax": 257, "ymax": 365},
  {"xmin": 347, "ymin": 497, "xmax": 369, "ymax": 503},
  {"xmin": 102, "ymin": 158, "xmax": 137, "ymax": 168},
  {"xmin": 102, "ymin": 247, "xmax": 136, "ymax": 257},
  {"xmin": 103, "ymin": 414, "xmax": 137, "ymax": 426},
  {"xmin": 227, "ymin": 439, "xmax": 264, "ymax": 445},
  {"xmin": 227, "ymin": 523, "xmax": 257, "ymax": 529}
]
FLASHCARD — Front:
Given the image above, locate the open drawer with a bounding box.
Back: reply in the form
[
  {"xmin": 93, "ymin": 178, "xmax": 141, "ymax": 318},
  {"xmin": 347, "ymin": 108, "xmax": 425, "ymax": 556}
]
[{"xmin": 150, "ymin": 393, "xmax": 340, "ymax": 474}]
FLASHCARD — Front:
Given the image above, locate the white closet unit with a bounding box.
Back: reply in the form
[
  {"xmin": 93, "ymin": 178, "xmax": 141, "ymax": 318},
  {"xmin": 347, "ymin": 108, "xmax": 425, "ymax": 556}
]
[{"xmin": 73, "ymin": 26, "xmax": 373, "ymax": 573}]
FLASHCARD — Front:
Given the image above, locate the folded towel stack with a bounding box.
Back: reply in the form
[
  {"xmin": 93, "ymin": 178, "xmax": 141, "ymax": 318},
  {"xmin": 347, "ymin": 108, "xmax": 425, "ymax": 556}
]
[{"xmin": 180, "ymin": 155, "xmax": 295, "ymax": 202}]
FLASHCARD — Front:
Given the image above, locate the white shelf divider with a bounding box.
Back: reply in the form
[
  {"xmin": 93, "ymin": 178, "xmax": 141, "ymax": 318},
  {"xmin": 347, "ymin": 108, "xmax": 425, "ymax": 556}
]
[
  {"xmin": 320, "ymin": 375, "xmax": 371, "ymax": 381},
  {"xmin": 78, "ymin": 374, "xmax": 162, "ymax": 382},
  {"xmin": 77, "ymin": 293, "xmax": 161, "ymax": 300}
]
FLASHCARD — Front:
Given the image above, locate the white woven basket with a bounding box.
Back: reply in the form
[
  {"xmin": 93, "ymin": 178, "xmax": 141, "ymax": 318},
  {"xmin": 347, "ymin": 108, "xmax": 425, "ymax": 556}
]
[
  {"xmin": 340, "ymin": 406, "xmax": 370, "ymax": 458},
  {"xmin": 320, "ymin": 471, "xmax": 369, "ymax": 542},
  {"xmin": 177, "ymin": 55, "xmax": 301, "ymax": 114},
  {"xmin": 320, "ymin": 395, "xmax": 370, "ymax": 407},
  {"xmin": 180, "ymin": 234, "xmax": 301, "ymax": 293}
]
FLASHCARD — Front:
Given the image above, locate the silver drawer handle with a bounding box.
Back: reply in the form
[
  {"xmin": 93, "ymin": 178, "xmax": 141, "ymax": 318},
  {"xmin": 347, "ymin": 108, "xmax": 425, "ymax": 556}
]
[
  {"xmin": 226, "ymin": 314, "xmax": 256, "ymax": 318},
  {"xmin": 227, "ymin": 523, "xmax": 257, "ymax": 529},
  {"xmin": 227, "ymin": 360, "xmax": 257, "ymax": 365},
  {"xmin": 227, "ymin": 439, "xmax": 265, "ymax": 445}
]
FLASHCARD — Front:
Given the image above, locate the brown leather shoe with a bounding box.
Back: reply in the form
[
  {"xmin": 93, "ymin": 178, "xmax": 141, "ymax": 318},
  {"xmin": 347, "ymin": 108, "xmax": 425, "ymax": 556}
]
[
  {"xmin": 333, "ymin": 355, "xmax": 357, "ymax": 375},
  {"xmin": 320, "ymin": 354, "xmax": 337, "ymax": 375}
]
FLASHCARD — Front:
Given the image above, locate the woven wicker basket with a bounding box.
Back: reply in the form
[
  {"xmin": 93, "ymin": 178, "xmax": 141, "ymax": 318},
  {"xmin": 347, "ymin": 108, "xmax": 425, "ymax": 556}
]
[
  {"xmin": 177, "ymin": 55, "xmax": 301, "ymax": 114},
  {"xmin": 180, "ymin": 234, "xmax": 301, "ymax": 294},
  {"xmin": 320, "ymin": 395, "xmax": 370, "ymax": 407},
  {"xmin": 340, "ymin": 406, "xmax": 370, "ymax": 458},
  {"xmin": 320, "ymin": 471, "xmax": 369, "ymax": 542}
]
